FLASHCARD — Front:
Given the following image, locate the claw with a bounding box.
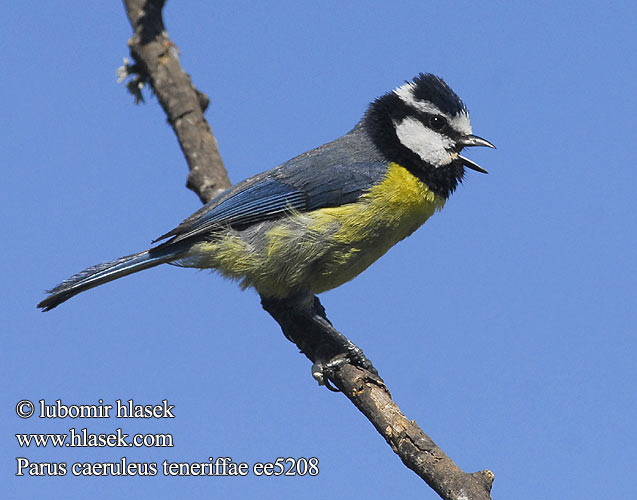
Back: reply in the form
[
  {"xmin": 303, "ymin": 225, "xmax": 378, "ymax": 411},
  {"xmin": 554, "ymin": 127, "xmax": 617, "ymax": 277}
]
[
  {"xmin": 311, "ymin": 361, "xmax": 326, "ymax": 385},
  {"xmin": 312, "ymin": 355, "xmax": 348, "ymax": 391},
  {"xmin": 312, "ymin": 351, "xmax": 380, "ymax": 391}
]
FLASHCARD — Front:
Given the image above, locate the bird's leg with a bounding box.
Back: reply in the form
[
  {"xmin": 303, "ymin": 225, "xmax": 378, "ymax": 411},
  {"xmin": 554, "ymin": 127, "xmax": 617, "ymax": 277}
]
[
  {"xmin": 261, "ymin": 294, "xmax": 380, "ymax": 389},
  {"xmin": 308, "ymin": 311, "xmax": 378, "ymax": 381}
]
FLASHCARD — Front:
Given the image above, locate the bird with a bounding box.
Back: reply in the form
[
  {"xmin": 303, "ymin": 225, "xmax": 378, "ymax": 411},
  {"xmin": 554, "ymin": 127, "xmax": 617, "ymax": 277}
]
[{"xmin": 37, "ymin": 73, "xmax": 494, "ymax": 313}]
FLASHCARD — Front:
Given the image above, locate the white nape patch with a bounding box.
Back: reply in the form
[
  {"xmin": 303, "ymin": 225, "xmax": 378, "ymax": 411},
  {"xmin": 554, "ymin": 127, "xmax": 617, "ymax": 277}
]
[
  {"xmin": 393, "ymin": 82, "xmax": 473, "ymax": 136},
  {"xmin": 393, "ymin": 117, "xmax": 454, "ymax": 167}
]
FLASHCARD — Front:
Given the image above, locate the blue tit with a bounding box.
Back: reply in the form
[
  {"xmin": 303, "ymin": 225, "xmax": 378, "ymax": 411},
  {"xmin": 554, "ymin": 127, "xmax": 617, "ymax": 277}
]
[{"xmin": 38, "ymin": 73, "xmax": 494, "ymax": 311}]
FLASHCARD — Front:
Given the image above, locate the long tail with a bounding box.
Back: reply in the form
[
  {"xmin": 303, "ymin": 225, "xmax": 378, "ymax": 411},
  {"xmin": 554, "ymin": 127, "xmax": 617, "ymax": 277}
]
[{"xmin": 37, "ymin": 245, "xmax": 184, "ymax": 311}]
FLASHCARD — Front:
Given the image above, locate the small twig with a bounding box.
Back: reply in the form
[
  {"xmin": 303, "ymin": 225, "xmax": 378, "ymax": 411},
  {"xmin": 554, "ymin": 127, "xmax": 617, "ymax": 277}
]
[{"xmin": 120, "ymin": 1, "xmax": 494, "ymax": 498}]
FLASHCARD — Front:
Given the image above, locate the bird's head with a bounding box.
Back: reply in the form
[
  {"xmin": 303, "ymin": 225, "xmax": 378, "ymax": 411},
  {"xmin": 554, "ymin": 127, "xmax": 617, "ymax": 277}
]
[{"xmin": 364, "ymin": 73, "xmax": 495, "ymax": 198}]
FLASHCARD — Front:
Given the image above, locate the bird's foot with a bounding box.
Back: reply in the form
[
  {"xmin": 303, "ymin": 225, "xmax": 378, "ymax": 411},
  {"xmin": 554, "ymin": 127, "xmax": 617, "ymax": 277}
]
[{"xmin": 312, "ymin": 349, "xmax": 379, "ymax": 391}]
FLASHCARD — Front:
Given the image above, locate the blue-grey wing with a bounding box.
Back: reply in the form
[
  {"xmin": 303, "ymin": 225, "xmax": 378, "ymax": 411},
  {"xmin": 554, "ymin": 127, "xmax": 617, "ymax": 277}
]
[{"xmin": 153, "ymin": 160, "xmax": 388, "ymax": 245}]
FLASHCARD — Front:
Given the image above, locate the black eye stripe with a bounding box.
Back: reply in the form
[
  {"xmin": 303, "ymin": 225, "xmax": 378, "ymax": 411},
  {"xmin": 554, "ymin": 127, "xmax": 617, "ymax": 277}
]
[
  {"xmin": 429, "ymin": 115, "xmax": 446, "ymax": 131},
  {"xmin": 409, "ymin": 109, "xmax": 461, "ymax": 140},
  {"xmin": 394, "ymin": 96, "xmax": 460, "ymax": 139},
  {"xmin": 376, "ymin": 93, "xmax": 463, "ymax": 141}
]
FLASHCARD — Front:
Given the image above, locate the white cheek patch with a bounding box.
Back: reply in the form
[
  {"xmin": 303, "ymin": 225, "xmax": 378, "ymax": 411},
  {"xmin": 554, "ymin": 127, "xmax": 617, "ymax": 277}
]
[{"xmin": 393, "ymin": 117, "xmax": 455, "ymax": 167}]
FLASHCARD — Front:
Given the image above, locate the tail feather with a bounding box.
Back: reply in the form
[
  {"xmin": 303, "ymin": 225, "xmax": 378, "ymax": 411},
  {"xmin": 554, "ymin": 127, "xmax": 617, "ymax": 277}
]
[{"xmin": 37, "ymin": 247, "xmax": 180, "ymax": 311}]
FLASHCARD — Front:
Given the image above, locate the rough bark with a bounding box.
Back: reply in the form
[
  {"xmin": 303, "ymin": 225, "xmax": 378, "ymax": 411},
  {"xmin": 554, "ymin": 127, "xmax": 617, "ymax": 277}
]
[{"xmin": 123, "ymin": 0, "xmax": 231, "ymax": 203}]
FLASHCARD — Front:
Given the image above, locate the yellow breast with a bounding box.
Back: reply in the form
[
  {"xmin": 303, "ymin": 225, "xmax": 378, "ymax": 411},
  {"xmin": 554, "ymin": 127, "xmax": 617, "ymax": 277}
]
[
  {"xmin": 300, "ymin": 162, "xmax": 445, "ymax": 293},
  {"xmin": 190, "ymin": 163, "xmax": 445, "ymax": 298}
]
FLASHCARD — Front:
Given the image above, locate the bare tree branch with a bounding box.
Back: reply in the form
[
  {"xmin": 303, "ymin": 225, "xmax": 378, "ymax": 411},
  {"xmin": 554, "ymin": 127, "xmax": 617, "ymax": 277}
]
[
  {"xmin": 120, "ymin": 1, "xmax": 494, "ymax": 498},
  {"xmin": 122, "ymin": 0, "xmax": 231, "ymax": 203},
  {"xmin": 261, "ymin": 297, "xmax": 495, "ymax": 500}
]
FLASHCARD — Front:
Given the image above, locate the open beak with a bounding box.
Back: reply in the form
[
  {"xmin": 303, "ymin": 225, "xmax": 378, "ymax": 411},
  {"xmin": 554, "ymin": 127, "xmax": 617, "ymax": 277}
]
[{"xmin": 457, "ymin": 134, "xmax": 496, "ymax": 174}]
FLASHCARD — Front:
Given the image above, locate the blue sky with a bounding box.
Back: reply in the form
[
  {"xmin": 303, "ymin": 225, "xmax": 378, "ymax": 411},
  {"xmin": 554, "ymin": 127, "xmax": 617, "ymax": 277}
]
[{"xmin": 3, "ymin": 1, "xmax": 636, "ymax": 498}]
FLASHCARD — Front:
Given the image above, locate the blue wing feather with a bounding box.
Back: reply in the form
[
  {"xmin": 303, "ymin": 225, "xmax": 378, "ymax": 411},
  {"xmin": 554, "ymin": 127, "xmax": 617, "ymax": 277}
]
[
  {"xmin": 153, "ymin": 125, "xmax": 388, "ymax": 245},
  {"xmin": 153, "ymin": 161, "xmax": 388, "ymax": 245},
  {"xmin": 181, "ymin": 178, "xmax": 306, "ymax": 231}
]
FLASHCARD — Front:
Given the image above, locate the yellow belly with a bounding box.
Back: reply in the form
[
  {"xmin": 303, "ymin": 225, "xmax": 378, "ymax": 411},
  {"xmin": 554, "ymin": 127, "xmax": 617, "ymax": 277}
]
[{"xmin": 190, "ymin": 163, "xmax": 445, "ymax": 298}]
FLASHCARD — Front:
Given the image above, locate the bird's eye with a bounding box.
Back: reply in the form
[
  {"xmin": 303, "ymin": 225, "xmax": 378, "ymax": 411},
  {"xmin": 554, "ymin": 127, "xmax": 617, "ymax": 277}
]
[{"xmin": 429, "ymin": 115, "xmax": 447, "ymax": 131}]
